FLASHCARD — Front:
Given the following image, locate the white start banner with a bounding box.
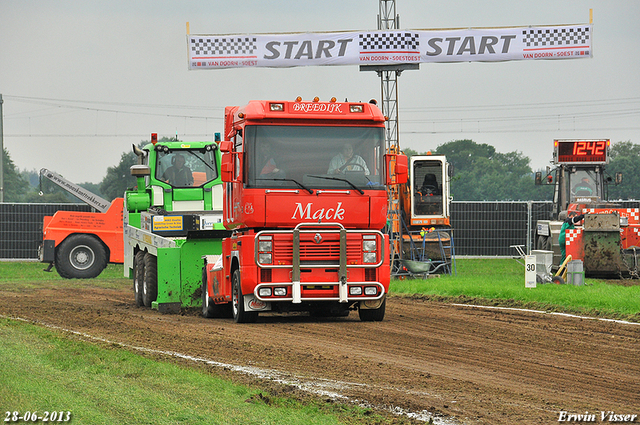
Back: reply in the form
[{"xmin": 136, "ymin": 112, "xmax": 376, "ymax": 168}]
[{"xmin": 187, "ymin": 24, "xmax": 592, "ymax": 69}]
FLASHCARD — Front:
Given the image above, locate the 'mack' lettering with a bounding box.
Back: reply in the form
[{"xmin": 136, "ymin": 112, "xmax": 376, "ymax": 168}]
[{"xmin": 292, "ymin": 202, "xmax": 345, "ymax": 221}]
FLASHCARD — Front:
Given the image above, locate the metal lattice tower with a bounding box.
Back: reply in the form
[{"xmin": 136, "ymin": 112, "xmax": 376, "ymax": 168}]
[
  {"xmin": 378, "ymin": 0, "xmax": 400, "ymax": 150},
  {"xmin": 360, "ymin": 0, "xmax": 419, "ymax": 270}
]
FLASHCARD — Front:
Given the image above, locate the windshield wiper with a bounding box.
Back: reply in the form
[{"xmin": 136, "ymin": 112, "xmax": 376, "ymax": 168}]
[
  {"xmin": 307, "ymin": 175, "xmax": 364, "ymax": 195},
  {"xmin": 258, "ymin": 178, "xmax": 313, "ymax": 194}
]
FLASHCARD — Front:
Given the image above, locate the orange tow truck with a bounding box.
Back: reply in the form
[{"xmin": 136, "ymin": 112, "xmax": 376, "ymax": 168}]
[{"xmin": 38, "ymin": 168, "xmax": 123, "ymax": 278}]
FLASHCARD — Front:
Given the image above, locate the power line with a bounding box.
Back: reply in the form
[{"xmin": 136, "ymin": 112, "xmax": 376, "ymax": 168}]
[
  {"xmin": 3, "ymin": 95, "xmax": 223, "ymax": 121},
  {"xmin": 400, "ymin": 96, "xmax": 640, "ymax": 113}
]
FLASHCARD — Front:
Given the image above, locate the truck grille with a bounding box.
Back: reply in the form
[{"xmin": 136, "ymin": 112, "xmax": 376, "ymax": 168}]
[{"xmin": 272, "ymin": 234, "xmax": 360, "ymax": 264}]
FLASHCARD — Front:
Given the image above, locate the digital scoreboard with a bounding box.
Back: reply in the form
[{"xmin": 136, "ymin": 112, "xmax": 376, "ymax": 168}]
[{"xmin": 554, "ymin": 139, "xmax": 610, "ymax": 164}]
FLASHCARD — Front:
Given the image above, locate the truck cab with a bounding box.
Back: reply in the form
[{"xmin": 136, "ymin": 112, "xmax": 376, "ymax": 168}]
[{"xmin": 204, "ymin": 98, "xmax": 408, "ymax": 322}]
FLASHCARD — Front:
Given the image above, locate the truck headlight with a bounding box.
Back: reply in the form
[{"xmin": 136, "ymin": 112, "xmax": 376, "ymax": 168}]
[
  {"xmin": 363, "ymin": 240, "xmax": 377, "ymax": 252},
  {"xmin": 364, "ymin": 286, "xmax": 378, "ymax": 296},
  {"xmin": 363, "ymin": 252, "xmax": 377, "ymax": 263},
  {"xmin": 258, "ymin": 240, "xmax": 272, "ymax": 252},
  {"xmin": 363, "ymin": 235, "xmax": 377, "ymax": 263},
  {"xmin": 349, "ymin": 286, "xmax": 363, "ymax": 295},
  {"xmin": 258, "ymin": 287, "xmax": 272, "ymax": 297},
  {"xmin": 259, "ymin": 253, "xmax": 272, "ymax": 264},
  {"xmin": 274, "ymin": 287, "xmax": 287, "ymax": 296}
]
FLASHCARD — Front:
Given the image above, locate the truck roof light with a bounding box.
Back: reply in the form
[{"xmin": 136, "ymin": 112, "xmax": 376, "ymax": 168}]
[
  {"xmin": 313, "ymin": 96, "xmax": 320, "ymax": 102},
  {"xmin": 350, "ymin": 104, "xmax": 364, "ymax": 113},
  {"xmin": 151, "ymin": 133, "xmax": 158, "ymax": 145},
  {"xmin": 295, "ymin": 96, "xmax": 302, "ymax": 102},
  {"xmin": 238, "ymin": 112, "xmax": 245, "ymax": 118},
  {"xmin": 330, "ymin": 97, "xmax": 337, "ymax": 102},
  {"xmin": 269, "ymin": 103, "xmax": 284, "ymax": 111}
]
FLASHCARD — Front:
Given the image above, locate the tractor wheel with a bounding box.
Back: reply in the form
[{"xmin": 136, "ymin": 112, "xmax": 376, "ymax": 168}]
[
  {"xmin": 142, "ymin": 253, "xmax": 158, "ymax": 308},
  {"xmin": 358, "ymin": 299, "xmax": 386, "ymax": 322},
  {"xmin": 552, "ymin": 275, "xmax": 565, "ymax": 285},
  {"xmin": 55, "ymin": 234, "xmax": 107, "ymax": 279},
  {"xmin": 537, "ymin": 235, "xmax": 552, "ymax": 251},
  {"xmin": 133, "ymin": 251, "xmax": 145, "ymax": 307},
  {"xmin": 231, "ymin": 269, "xmax": 257, "ymax": 323}
]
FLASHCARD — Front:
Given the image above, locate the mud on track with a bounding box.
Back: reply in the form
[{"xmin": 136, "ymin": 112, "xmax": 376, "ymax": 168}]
[{"xmin": 1, "ymin": 286, "xmax": 639, "ymax": 424}]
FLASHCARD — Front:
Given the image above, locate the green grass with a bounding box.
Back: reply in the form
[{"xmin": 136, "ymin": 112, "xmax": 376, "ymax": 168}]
[
  {"xmin": 390, "ymin": 258, "xmax": 640, "ymax": 322},
  {"xmin": 0, "ymin": 262, "xmax": 128, "ymax": 291},
  {"xmin": 1, "ymin": 259, "xmax": 638, "ymax": 424},
  {"xmin": 0, "ymin": 319, "xmax": 394, "ymax": 425}
]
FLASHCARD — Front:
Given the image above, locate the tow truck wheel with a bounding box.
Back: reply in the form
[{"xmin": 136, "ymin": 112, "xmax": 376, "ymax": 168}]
[
  {"xmin": 133, "ymin": 251, "xmax": 145, "ymax": 307},
  {"xmin": 142, "ymin": 253, "xmax": 158, "ymax": 308},
  {"xmin": 55, "ymin": 234, "xmax": 107, "ymax": 279},
  {"xmin": 358, "ymin": 299, "xmax": 386, "ymax": 322},
  {"xmin": 231, "ymin": 269, "xmax": 257, "ymax": 323}
]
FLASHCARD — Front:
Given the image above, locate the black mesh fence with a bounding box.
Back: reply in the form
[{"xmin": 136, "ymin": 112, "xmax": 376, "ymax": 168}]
[
  {"xmin": 2, "ymin": 201, "xmax": 639, "ymax": 260},
  {"xmin": 0, "ymin": 203, "xmax": 91, "ymax": 259},
  {"xmin": 450, "ymin": 201, "xmax": 552, "ymax": 256}
]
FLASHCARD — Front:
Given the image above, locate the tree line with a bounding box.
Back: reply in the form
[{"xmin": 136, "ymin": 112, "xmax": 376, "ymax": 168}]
[{"xmin": 2, "ymin": 138, "xmax": 638, "ymax": 203}]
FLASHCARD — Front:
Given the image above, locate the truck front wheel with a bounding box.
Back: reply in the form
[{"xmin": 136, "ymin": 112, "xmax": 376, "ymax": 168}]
[
  {"xmin": 55, "ymin": 234, "xmax": 107, "ymax": 279},
  {"xmin": 142, "ymin": 253, "xmax": 158, "ymax": 308},
  {"xmin": 359, "ymin": 299, "xmax": 386, "ymax": 322},
  {"xmin": 231, "ymin": 269, "xmax": 257, "ymax": 323}
]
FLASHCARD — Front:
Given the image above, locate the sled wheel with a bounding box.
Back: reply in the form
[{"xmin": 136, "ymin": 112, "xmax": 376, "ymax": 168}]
[
  {"xmin": 231, "ymin": 269, "xmax": 257, "ymax": 323},
  {"xmin": 55, "ymin": 234, "xmax": 107, "ymax": 279}
]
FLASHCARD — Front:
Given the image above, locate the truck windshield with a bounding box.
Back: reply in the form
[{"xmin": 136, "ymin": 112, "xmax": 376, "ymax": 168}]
[
  {"xmin": 568, "ymin": 169, "xmax": 601, "ymax": 202},
  {"xmin": 155, "ymin": 149, "xmax": 219, "ymax": 187},
  {"xmin": 412, "ymin": 160, "xmax": 444, "ymax": 216},
  {"xmin": 245, "ymin": 125, "xmax": 385, "ymax": 191}
]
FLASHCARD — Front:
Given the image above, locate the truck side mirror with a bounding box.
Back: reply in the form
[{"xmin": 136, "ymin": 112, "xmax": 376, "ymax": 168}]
[
  {"xmin": 219, "ymin": 141, "xmax": 233, "ymax": 153},
  {"xmin": 535, "ymin": 171, "xmax": 542, "ymax": 185},
  {"xmin": 615, "ymin": 172, "xmax": 623, "ymax": 185},
  {"xmin": 385, "ymin": 153, "xmax": 408, "ymax": 185},
  {"xmin": 221, "ymin": 154, "xmax": 233, "ymax": 182}
]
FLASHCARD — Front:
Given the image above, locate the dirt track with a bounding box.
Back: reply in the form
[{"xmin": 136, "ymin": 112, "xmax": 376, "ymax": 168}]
[{"xmin": 1, "ymin": 285, "xmax": 639, "ymax": 424}]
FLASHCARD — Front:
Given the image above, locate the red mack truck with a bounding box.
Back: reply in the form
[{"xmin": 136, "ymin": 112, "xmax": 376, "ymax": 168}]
[{"xmin": 203, "ymin": 98, "xmax": 408, "ymax": 322}]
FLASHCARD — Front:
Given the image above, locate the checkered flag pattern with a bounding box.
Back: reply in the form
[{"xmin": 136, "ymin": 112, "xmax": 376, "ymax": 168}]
[
  {"xmin": 190, "ymin": 37, "xmax": 257, "ymax": 57},
  {"xmin": 566, "ymin": 228, "xmax": 582, "ymax": 246},
  {"xmin": 359, "ymin": 32, "xmax": 419, "ymax": 51},
  {"xmin": 522, "ymin": 27, "xmax": 590, "ymax": 47}
]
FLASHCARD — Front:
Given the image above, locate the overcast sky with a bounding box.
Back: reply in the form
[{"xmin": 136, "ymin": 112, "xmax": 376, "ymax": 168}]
[{"xmin": 1, "ymin": 1, "xmax": 639, "ymax": 184}]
